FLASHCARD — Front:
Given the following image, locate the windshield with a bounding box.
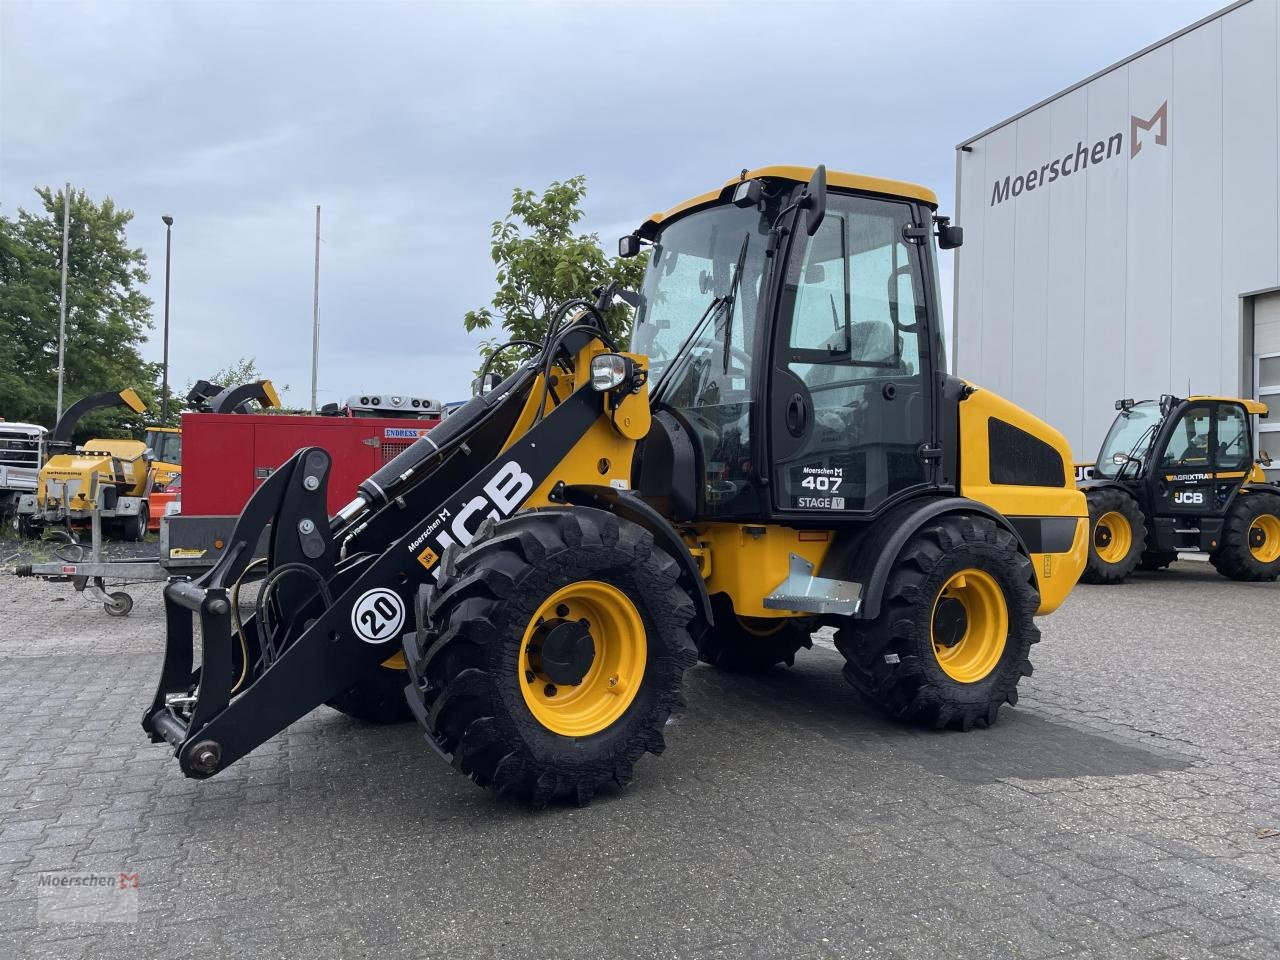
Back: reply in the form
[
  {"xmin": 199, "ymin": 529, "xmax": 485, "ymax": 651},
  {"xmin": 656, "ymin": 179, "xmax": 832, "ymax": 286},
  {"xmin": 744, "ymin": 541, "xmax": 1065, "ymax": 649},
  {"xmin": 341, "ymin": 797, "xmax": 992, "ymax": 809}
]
[
  {"xmin": 632, "ymin": 200, "xmax": 777, "ymax": 384},
  {"xmin": 145, "ymin": 430, "xmax": 183, "ymax": 465},
  {"xmin": 1095, "ymin": 402, "xmax": 1160, "ymax": 478}
]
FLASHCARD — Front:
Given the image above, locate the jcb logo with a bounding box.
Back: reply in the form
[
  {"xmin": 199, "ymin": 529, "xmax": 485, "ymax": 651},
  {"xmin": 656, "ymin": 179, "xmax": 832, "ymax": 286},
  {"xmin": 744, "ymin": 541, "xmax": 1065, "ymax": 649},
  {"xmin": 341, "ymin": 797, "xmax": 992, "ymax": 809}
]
[
  {"xmin": 1173, "ymin": 489, "xmax": 1204, "ymax": 505},
  {"xmin": 421, "ymin": 461, "xmax": 533, "ymax": 577},
  {"xmin": 1130, "ymin": 101, "xmax": 1168, "ymax": 158}
]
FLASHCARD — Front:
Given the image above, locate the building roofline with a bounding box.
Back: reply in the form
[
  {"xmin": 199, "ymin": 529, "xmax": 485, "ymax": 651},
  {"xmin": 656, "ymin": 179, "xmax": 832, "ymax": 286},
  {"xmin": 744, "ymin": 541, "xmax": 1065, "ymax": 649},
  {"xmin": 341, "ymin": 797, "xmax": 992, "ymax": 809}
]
[{"xmin": 956, "ymin": 0, "xmax": 1252, "ymax": 149}]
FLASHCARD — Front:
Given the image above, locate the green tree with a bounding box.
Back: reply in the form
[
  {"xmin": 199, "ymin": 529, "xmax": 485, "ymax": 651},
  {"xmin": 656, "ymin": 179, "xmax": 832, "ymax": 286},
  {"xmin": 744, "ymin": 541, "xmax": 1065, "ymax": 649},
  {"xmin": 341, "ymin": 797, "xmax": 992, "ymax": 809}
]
[
  {"xmin": 0, "ymin": 186, "xmax": 158, "ymax": 441},
  {"xmin": 464, "ymin": 176, "xmax": 648, "ymax": 377}
]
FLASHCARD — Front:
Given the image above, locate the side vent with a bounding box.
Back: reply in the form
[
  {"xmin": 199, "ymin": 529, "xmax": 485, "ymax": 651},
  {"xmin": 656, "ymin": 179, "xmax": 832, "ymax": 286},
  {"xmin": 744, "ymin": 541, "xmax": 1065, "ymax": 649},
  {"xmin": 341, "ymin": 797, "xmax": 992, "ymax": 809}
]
[{"xmin": 988, "ymin": 418, "xmax": 1065, "ymax": 487}]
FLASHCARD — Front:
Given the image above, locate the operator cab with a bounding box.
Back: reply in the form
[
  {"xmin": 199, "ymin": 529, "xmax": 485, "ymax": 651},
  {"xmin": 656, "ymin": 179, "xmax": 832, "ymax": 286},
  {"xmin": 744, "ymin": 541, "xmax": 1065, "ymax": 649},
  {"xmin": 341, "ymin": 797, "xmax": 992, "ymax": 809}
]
[{"xmin": 626, "ymin": 165, "xmax": 949, "ymax": 523}]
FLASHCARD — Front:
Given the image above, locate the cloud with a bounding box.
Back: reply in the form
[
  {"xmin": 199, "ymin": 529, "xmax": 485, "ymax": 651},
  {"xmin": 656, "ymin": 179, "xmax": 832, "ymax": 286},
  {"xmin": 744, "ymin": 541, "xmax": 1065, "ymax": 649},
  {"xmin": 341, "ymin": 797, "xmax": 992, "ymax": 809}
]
[{"xmin": 1, "ymin": 0, "xmax": 1222, "ymax": 402}]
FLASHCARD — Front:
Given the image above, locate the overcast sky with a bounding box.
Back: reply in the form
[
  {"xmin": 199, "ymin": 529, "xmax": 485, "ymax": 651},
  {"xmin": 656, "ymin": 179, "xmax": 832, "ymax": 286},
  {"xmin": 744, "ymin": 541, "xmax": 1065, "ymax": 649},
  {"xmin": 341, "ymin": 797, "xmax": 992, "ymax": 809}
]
[{"xmin": 1, "ymin": 0, "xmax": 1224, "ymax": 406}]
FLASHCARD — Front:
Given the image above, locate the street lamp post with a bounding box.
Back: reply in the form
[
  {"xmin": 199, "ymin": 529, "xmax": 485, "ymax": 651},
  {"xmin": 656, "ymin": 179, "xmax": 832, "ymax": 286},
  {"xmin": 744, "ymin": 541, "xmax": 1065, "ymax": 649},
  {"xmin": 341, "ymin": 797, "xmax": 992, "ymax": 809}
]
[{"xmin": 161, "ymin": 215, "xmax": 174, "ymax": 422}]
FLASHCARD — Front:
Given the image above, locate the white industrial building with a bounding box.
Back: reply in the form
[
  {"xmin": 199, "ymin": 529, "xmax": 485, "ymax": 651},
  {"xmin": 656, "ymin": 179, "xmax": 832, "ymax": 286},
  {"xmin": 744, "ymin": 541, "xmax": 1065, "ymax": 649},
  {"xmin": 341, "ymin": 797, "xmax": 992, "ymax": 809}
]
[{"xmin": 952, "ymin": 0, "xmax": 1280, "ymax": 479}]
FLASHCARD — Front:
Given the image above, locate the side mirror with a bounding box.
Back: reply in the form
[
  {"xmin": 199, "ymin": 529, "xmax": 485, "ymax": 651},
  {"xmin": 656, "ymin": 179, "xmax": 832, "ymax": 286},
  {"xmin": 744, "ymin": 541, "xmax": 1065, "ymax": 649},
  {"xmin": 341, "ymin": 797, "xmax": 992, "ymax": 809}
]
[
  {"xmin": 143, "ymin": 447, "xmax": 156, "ymax": 461},
  {"xmin": 935, "ymin": 216, "xmax": 964, "ymax": 250},
  {"xmin": 1260, "ymin": 450, "xmax": 1274, "ymax": 467},
  {"xmin": 1111, "ymin": 453, "xmax": 1130, "ymax": 466},
  {"xmin": 802, "ymin": 164, "xmax": 827, "ymax": 237},
  {"xmin": 618, "ymin": 234, "xmax": 642, "ymax": 259},
  {"xmin": 732, "ymin": 179, "xmax": 762, "ymax": 208}
]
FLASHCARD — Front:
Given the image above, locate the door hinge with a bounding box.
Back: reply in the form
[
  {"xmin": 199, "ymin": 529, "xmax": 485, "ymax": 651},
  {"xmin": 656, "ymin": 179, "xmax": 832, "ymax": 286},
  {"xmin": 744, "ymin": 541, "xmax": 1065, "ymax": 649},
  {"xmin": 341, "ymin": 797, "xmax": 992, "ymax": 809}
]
[{"xmin": 918, "ymin": 443, "xmax": 943, "ymax": 463}]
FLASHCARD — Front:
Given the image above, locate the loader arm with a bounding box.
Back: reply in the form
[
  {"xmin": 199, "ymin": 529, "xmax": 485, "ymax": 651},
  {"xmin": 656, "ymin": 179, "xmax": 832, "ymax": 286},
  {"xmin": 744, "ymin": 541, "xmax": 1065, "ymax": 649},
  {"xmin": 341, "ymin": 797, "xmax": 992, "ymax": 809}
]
[{"xmin": 143, "ymin": 358, "xmax": 616, "ymax": 778}]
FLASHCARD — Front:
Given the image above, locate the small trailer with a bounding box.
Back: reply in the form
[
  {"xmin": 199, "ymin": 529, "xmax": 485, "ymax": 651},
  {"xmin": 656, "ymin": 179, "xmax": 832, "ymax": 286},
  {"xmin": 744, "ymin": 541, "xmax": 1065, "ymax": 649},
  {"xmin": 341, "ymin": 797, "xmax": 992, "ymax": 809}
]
[{"xmin": 12, "ymin": 403, "xmax": 441, "ymax": 615}]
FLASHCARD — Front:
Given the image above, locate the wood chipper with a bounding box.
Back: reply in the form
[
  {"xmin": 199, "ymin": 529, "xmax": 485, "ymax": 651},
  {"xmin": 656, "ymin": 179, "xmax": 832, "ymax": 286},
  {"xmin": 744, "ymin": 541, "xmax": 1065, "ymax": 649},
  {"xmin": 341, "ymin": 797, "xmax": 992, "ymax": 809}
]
[
  {"xmin": 16, "ymin": 388, "xmax": 153, "ymax": 541},
  {"xmin": 142, "ymin": 166, "xmax": 1088, "ymax": 807}
]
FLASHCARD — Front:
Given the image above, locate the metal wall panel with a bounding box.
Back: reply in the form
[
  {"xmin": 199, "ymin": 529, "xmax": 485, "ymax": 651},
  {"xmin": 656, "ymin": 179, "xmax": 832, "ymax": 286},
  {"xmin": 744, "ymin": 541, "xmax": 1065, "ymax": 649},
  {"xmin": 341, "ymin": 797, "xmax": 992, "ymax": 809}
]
[
  {"xmin": 1221, "ymin": 0, "xmax": 1280, "ymax": 392},
  {"xmin": 1081, "ymin": 67, "xmax": 1131, "ymax": 454},
  {"xmin": 976, "ymin": 123, "xmax": 1019, "ymax": 399},
  {"xmin": 955, "ymin": 0, "xmax": 1280, "ymax": 461},
  {"xmin": 1125, "ymin": 43, "xmax": 1174, "ymax": 403},
  {"xmin": 1043, "ymin": 88, "xmax": 1090, "ymax": 451},
  {"xmin": 1011, "ymin": 107, "xmax": 1053, "ymax": 417},
  {"xmin": 1169, "ymin": 19, "xmax": 1224, "ymax": 400}
]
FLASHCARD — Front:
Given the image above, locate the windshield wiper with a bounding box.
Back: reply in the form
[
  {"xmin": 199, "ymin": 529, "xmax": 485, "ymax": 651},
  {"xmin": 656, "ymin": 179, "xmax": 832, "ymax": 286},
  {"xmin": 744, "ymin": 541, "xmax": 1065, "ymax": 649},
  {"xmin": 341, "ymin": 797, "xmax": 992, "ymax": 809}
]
[
  {"xmin": 720, "ymin": 234, "xmax": 750, "ymax": 374},
  {"xmin": 651, "ymin": 233, "xmax": 751, "ymax": 401}
]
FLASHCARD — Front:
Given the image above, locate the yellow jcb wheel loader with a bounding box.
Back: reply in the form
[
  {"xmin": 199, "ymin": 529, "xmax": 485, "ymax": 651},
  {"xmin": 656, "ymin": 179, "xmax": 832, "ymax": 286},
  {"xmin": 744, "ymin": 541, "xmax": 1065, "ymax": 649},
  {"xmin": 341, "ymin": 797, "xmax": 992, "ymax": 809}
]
[
  {"xmin": 1079, "ymin": 395, "xmax": 1280, "ymax": 583},
  {"xmin": 143, "ymin": 166, "xmax": 1088, "ymax": 807}
]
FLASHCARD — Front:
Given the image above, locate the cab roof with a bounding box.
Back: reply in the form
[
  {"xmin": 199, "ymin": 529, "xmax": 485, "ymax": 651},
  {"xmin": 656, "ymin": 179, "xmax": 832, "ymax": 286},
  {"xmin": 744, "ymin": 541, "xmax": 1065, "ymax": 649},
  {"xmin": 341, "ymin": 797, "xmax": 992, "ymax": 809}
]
[
  {"xmin": 1188, "ymin": 395, "xmax": 1268, "ymax": 415},
  {"xmin": 640, "ymin": 165, "xmax": 939, "ymax": 237}
]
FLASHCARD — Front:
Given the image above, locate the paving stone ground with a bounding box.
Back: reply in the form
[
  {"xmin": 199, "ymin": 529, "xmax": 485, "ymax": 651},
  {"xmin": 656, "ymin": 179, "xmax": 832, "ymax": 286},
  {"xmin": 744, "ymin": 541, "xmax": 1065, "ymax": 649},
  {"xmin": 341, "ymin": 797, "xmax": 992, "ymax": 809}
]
[{"xmin": 0, "ymin": 561, "xmax": 1277, "ymax": 959}]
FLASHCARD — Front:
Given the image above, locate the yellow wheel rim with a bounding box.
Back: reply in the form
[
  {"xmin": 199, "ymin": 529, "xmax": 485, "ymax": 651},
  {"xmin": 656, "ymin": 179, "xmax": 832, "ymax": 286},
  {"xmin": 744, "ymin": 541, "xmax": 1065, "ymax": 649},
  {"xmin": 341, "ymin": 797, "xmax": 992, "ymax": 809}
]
[
  {"xmin": 518, "ymin": 580, "xmax": 646, "ymax": 737},
  {"xmin": 930, "ymin": 568, "xmax": 1008, "ymax": 684},
  {"xmin": 1093, "ymin": 511, "xmax": 1132, "ymax": 564},
  {"xmin": 1248, "ymin": 513, "xmax": 1280, "ymax": 564}
]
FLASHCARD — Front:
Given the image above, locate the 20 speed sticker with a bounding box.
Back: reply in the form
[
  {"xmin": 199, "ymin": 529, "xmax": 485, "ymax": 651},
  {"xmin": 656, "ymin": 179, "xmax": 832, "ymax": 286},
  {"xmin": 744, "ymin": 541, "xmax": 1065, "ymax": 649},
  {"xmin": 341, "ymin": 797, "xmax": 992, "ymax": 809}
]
[{"xmin": 351, "ymin": 588, "xmax": 406, "ymax": 644}]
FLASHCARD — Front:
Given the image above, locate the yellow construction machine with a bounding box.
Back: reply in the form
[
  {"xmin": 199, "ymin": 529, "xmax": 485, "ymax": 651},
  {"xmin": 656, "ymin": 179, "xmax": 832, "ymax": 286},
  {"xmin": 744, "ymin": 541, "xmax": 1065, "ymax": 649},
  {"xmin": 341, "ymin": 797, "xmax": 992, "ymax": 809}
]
[
  {"xmin": 143, "ymin": 166, "xmax": 1088, "ymax": 806},
  {"xmin": 1079, "ymin": 394, "xmax": 1279, "ymax": 583},
  {"xmin": 16, "ymin": 388, "xmax": 153, "ymax": 541}
]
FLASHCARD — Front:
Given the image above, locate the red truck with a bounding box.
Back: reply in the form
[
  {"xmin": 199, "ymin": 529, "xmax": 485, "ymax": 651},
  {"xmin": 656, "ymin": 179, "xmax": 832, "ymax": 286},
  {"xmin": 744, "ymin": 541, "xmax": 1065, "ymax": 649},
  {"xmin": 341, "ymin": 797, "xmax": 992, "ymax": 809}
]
[
  {"xmin": 180, "ymin": 411, "xmax": 440, "ymax": 516},
  {"xmin": 162, "ymin": 397, "xmax": 442, "ymax": 568}
]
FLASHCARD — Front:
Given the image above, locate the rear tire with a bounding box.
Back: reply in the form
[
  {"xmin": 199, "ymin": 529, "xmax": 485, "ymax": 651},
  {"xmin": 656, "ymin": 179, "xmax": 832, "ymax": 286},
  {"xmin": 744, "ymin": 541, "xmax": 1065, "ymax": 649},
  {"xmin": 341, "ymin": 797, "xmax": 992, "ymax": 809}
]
[
  {"xmin": 834, "ymin": 514, "xmax": 1039, "ymax": 731},
  {"xmin": 1081, "ymin": 488, "xmax": 1146, "ymax": 584},
  {"xmin": 1209, "ymin": 491, "xmax": 1280, "ymax": 582},
  {"xmin": 695, "ymin": 593, "xmax": 813, "ymax": 671},
  {"xmin": 326, "ymin": 657, "xmax": 414, "ymax": 724},
  {"xmin": 404, "ymin": 507, "xmax": 697, "ymax": 808}
]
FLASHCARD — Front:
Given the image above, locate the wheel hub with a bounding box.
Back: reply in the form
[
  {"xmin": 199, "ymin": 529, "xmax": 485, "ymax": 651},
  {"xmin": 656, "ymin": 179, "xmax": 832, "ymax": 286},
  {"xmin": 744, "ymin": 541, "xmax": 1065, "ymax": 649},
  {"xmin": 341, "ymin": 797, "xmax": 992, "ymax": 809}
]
[
  {"xmin": 535, "ymin": 619, "xmax": 596, "ymax": 686},
  {"xmin": 931, "ymin": 596, "xmax": 968, "ymax": 648},
  {"xmin": 1248, "ymin": 513, "xmax": 1280, "ymax": 563},
  {"xmin": 930, "ymin": 569, "xmax": 1009, "ymax": 684},
  {"xmin": 518, "ymin": 580, "xmax": 647, "ymax": 738},
  {"xmin": 1094, "ymin": 526, "xmax": 1112, "ymax": 549}
]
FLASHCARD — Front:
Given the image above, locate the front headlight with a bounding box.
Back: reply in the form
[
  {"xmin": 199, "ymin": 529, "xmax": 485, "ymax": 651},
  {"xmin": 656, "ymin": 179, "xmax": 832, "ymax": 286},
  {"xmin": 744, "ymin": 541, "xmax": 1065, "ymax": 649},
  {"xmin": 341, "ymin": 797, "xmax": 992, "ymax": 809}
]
[{"xmin": 590, "ymin": 353, "xmax": 633, "ymax": 392}]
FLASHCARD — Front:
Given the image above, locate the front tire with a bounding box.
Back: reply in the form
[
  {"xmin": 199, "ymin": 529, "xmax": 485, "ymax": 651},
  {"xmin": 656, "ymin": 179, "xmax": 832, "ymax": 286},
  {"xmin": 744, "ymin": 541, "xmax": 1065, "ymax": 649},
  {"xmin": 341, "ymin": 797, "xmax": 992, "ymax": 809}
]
[
  {"xmin": 1210, "ymin": 491, "xmax": 1280, "ymax": 582},
  {"xmin": 404, "ymin": 508, "xmax": 697, "ymax": 808},
  {"xmin": 834, "ymin": 514, "xmax": 1040, "ymax": 731},
  {"xmin": 695, "ymin": 593, "xmax": 813, "ymax": 671},
  {"xmin": 1081, "ymin": 488, "xmax": 1146, "ymax": 584}
]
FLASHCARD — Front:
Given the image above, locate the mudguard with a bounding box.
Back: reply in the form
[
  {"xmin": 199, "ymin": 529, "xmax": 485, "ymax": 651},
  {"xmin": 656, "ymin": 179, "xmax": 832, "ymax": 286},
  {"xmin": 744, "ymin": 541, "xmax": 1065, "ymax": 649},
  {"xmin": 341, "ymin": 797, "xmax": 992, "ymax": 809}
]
[
  {"xmin": 819, "ymin": 495, "xmax": 1028, "ymax": 621},
  {"xmin": 562, "ymin": 483, "xmax": 714, "ymax": 633}
]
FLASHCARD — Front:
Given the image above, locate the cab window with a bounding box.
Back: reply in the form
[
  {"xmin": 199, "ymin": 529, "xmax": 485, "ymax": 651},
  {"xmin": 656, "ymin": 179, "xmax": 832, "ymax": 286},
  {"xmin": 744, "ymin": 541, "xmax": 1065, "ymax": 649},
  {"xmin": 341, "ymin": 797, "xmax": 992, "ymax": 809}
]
[
  {"xmin": 1161, "ymin": 405, "xmax": 1213, "ymax": 468},
  {"xmin": 1213, "ymin": 405, "xmax": 1250, "ymax": 470}
]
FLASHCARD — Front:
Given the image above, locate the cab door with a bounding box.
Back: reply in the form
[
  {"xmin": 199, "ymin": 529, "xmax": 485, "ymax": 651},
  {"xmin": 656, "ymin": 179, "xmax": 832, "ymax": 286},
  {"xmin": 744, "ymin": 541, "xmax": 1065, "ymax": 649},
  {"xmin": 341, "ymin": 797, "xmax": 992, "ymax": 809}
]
[
  {"xmin": 1152, "ymin": 402, "xmax": 1251, "ymax": 516},
  {"xmin": 767, "ymin": 194, "xmax": 934, "ymax": 515}
]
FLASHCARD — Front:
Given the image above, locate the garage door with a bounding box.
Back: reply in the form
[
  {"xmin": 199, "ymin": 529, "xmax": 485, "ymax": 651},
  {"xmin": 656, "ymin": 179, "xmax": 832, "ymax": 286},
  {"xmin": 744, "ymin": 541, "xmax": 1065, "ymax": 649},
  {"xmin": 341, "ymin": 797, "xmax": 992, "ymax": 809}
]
[{"xmin": 1255, "ymin": 292, "xmax": 1280, "ymax": 483}]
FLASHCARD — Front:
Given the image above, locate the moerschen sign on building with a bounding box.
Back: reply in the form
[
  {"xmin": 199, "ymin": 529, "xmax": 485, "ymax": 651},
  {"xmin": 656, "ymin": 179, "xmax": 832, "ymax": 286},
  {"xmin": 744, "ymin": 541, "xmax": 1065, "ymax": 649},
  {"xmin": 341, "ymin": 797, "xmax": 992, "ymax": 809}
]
[{"xmin": 989, "ymin": 102, "xmax": 1168, "ymax": 206}]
